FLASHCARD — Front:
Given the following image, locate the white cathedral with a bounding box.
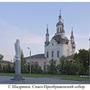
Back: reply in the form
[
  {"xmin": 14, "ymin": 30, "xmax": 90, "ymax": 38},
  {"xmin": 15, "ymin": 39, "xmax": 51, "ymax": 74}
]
[
  {"xmin": 25, "ymin": 11, "xmax": 76, "ymax": 70},
  {"xmin": 44, "ymin": 12, "xmax": 75, "ymax": 63}
]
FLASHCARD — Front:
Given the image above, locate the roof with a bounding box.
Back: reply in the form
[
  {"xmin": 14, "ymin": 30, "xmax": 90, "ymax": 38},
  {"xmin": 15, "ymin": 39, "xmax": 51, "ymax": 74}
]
[
  {"xmin": 56, "ymin": 21, "xmax": 64, "ymax": 27},
  {"xmin": 0, "ymin": 60, "xmax": 13, "ymax": 64},
  {"xmin": 25, "ymin": 54, "xmax": 46, "ymax": 59},
  {"xmin": 52, "ymin": 34, "xmax": 69, "ymax": 44}
]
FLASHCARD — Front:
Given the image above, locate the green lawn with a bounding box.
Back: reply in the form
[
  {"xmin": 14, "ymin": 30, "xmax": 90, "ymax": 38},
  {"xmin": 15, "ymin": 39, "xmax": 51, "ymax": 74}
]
[
  {"xmin": 60, "ymin": 75, "xmax": 90, "ymax": 81},
  {"xmin": 0, "ymin": 73, "xmax": 89, "ymax": 81},
  {"xmin": 0, "ymin": 73, "xmax": 14, "ymax": 76}
]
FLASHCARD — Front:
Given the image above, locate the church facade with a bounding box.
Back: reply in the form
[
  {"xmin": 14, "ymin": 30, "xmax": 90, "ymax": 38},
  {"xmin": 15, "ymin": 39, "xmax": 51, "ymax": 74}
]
[
  {"xmin": 25, "ymin": 11, "xmax": 76, "ymax": 70},
  {"xmin": 44, "ymin": 12, "xmax": 75, "ymax": 64}
]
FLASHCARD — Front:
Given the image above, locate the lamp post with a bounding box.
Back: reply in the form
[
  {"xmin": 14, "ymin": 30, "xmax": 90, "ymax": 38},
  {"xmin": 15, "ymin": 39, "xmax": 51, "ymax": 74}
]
[
  {"xmin": 27, "ymin": 47, "xmax": 31, "ymax": 74},
  {"xmin": 89, "ymin": 38, "xmax": 90, "ymax": 77}
]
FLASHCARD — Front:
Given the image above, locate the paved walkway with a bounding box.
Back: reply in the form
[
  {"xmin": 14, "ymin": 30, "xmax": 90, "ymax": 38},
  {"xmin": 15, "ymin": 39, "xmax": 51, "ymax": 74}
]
[{"xmin": 0, "ymin": 76, "xmax": 89, "ymax": 84}]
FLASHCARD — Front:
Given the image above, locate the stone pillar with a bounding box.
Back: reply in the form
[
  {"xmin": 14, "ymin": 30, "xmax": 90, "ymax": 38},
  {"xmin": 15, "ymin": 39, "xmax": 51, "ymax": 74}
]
[{"xmin": 12, "ymin": 39, "xmax": 24, "ymax": 80}]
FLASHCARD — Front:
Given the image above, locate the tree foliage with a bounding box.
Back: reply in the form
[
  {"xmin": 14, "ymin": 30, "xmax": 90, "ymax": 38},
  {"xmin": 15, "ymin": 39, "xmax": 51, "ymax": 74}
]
[
  {"xmin": 57, "ymin": 49, "xmax": 90, "ymax": 75},
  {"xmin": 21, "ymin": 50, "xmax": 29, "ymax": 73},
  {"xmin": 0, "ymin": 54, "xmax": 3, "ymax": 60},
  {"xmin": 31, "ymin": 62, "xmax": 42, "ymax": 74},
  {"xmin": 48, "ymin": 59, "xmax": 57, "ymax": 74},
  {"xmin": 74, "ymin": 49, "xmax": 89, "ymax": 75},
  {"xmin": 0, "ymin": 49, "xmax": 89, "ymax": 75},
  {"xmin": 58, "ymin": 58, "xmax": 80, "ymax": 75}
]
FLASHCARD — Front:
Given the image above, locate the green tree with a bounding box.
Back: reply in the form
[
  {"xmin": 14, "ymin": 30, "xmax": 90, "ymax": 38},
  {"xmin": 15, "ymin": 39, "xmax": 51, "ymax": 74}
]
[
  {"xmin": 21, "ymin": 50, "xmax": 29, "ymax": 73},
  {"xmin": 3, "ymin": 65, "xmax": 8, "ymax": 73},
  {"xmin": 56, "ymin": 56, "xmax": 65, "ymax": 74},
  {"xmin": 43, "ymin": 63, "xmax": 47, "ymax": 73},
  {"xmin": 7, "ymin": 63, "xmax": 11, "ymax": 73},
  {"xmin": 58, "ymin": 56, "xmax": 84, "ymax": 75},
  {"xmin": 31, "ymin": 62, "xmax": 42, "ymax": 74},
  {"xmin": 0, "ymin": 54, "xmax": 3, "ymax": 60},
  {"xmin": 0, "ymin": 63, "xmax": 2, "ymax": 72},
  {"xmin": 60, "ymin": 60, "xmax": 80, "ymax": 75},
  {"xmin": 59, "ymin": 56, "xmax": 66, "ymax": 73},
  {"xmin": 48, "ymin": 59, "xmax": 57, "ymax": 74},
  {"xmin": 6, "ymin": 63, "xmax": 15, "ymax": 73},
  {"xmin": 74, "ymin": 49, "xmax": 89, "ymax": 75}
]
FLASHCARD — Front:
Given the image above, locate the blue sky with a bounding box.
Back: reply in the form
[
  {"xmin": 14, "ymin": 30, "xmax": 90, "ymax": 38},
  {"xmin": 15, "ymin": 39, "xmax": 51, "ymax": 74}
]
[{"xmin": 0, "ymin": 2, "xmax": 90, "ymax": 61}]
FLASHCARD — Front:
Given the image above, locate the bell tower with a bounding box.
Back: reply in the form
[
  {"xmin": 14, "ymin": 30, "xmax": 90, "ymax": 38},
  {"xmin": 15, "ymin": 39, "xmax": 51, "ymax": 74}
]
[{"xmin": 56, "ymin": 10, "xmax": 65, "ymax": 37}]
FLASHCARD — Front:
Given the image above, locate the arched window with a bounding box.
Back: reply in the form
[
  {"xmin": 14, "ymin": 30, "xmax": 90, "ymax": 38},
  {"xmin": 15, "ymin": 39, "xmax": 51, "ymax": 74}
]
[
  {"xmin": 57, "ymin": 27, "xmax": 59, "ymax": 33},
  {"xmin": 47, "ymin": 51, "xmax": 49, "ymax": 58},
  {"xmin": 52, "ymin": 43, "xmax": 54, "ymax": 46},
  {"xmin": 52, "ymin": 51, "xmax": 54, "ymax": 57},
  {"xmin": 57, "ymin": 51, "xmax": 59, "ymax": 58}
]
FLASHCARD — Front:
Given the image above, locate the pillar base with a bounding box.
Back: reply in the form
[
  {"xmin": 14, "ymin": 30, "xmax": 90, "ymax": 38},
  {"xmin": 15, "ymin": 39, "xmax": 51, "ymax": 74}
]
[{"xmin": 11, "ymin": 74, "xmax": 24, "ymax": 81}]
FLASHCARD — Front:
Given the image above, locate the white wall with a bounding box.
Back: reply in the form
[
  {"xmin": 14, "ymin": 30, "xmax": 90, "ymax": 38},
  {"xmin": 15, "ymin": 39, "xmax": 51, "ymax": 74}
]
[
  {"xmin": 45, "ymin": 38, "xmax": 74, "ymax": 64},
  {"xmin": 45, "ymin": 39, "xmax": 64, "ymax": 62},
  {"xmin": 25, "ymin": 57, "xmax": 48, "ymax": 70}
]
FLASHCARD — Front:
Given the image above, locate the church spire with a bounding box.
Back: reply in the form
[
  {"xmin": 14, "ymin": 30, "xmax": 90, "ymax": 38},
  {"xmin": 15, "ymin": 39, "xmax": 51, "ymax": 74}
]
[
  {"xmin": 70, "ymin": 27, "xmax": 74, "ymax": 39},
  {"xmin": 45, "ymin": 24, "xmax": 49, "ymax": 46},
  {"xmin": 46, "ymin": 24, "xmax": 49, "ymax": 35},
  {"xmin": 56, "ymin": 10, "xmax": 65, "ymax": 35},
  {"xmin": 70, "ymin": 27, "xmax": 75, "ymax": 54},
  {"xmin": 59, "ymin": 9, "xmax": 61, "ymax": 21}
]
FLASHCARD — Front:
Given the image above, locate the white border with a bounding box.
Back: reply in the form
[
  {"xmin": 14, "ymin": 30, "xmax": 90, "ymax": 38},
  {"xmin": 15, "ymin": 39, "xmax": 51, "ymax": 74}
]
[
  {"xmin": 0, "ymin": 0, "xmax": 90, "ymax": 2},
  {"xmin": 0, "ymin": 84, "xmax": 90, "ymax": 90},
  {"xmin": 0, "ymin": 1, "xmax": 89, "ymax": 90}
]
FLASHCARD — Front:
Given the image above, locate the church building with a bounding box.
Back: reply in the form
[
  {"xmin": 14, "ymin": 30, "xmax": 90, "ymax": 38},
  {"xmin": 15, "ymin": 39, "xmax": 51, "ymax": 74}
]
[
  {"xmin": 44, "ymin": 11, "xmax": 75, "ymax": 64},
  {"xmin": 25, "ymin": 11, "xmax": 76, "ymax": 70}
]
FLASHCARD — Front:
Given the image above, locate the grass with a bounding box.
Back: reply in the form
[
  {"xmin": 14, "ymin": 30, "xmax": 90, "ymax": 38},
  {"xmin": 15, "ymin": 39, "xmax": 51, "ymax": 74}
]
[
  {"xmin": 0, "ymin": 73, "xmax": 14, "ymax": 76},
  {"xmin": 60, "ymin": 75, "xmax": 90, "ymax": 81},
  {"xmin": 0, "ymin": 73, "xmax": 90, "ymax": 81},
  {"xmin": 23, "ymin": 73, "xmax": 54, "ymax": 78}
]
